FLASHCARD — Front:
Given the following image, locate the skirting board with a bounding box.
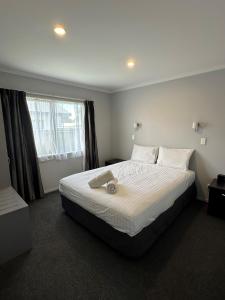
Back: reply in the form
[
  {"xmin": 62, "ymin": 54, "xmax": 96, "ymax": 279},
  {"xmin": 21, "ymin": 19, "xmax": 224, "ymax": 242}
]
[
  {"xmin": 197, "ymin": 196, "xmax": 208, "ymax": 203},
  {"xmin": 44, "ymin": 187, "xmax": 59, "ymax": 194}
]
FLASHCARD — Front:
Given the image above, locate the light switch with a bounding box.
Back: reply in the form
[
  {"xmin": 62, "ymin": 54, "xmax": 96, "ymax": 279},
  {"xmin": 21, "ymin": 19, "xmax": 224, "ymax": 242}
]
[
  {"xmin": 132, "ymin": 134, "xmax": 135, "ymax": 141},
  {"xmin": 200, "ymin": 137, "xmax": 207, "ymax": 145}
]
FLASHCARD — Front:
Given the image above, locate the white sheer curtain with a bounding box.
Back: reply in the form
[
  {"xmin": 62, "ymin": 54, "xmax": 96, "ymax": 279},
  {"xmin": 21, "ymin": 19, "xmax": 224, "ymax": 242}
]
[{"xmin": 27, "ymin": 95, "xmax": 85, "ymax": 161}]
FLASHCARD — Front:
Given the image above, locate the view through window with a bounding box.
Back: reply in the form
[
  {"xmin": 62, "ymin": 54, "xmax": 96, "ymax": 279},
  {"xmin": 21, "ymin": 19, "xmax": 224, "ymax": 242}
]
[{"xmin": 27, "ymin": 95, "xmax": 84, "ymax": 161}]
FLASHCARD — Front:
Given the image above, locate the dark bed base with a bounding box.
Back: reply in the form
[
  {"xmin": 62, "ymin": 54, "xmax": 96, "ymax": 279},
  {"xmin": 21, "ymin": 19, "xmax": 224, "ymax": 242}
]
[{"xmin": 61, "ymin": 183, "xmax": 196, "ymax": 258}]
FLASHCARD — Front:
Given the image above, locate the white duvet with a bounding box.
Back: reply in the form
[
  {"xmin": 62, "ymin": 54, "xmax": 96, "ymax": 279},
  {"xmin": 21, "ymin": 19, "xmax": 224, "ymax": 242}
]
[{"xmin": 59, "ymin": 160, "xmax": 195, "ymax": 237}]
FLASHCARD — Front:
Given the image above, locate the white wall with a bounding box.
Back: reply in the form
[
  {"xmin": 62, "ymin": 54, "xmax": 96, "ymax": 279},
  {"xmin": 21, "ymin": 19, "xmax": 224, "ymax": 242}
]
[
  {"xmin": 111, "ymin": 69, "xmax": 225, "ymax": 201},
  {"xmin": 0, "ymin": 71, "xmax": 112, "ymax": 193},
  {"xmin": 1, "ymin": 68, "xmax": 225, "ymax": 199}
]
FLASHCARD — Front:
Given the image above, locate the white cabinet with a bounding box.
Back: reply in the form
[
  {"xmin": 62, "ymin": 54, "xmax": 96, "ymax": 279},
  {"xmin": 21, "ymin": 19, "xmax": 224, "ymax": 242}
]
[{"xmin": 0, "ymin": 187, "xmax": 32, "ymax": 264}]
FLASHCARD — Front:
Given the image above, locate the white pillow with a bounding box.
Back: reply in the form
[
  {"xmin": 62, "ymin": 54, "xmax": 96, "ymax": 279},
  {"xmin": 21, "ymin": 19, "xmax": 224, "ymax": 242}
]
[
  {"xmin": 131, "ymin": 144, "xmax": 158, "ymax": 164},
  {"xmin": 157, "ymin": 147, "xmax": 194, "ymax": 170}
]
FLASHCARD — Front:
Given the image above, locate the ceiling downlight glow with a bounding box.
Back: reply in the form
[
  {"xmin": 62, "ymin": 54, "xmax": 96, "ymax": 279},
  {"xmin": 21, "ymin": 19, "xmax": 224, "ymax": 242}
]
[
  {"xmin": 54, "ymin": 25, "xmax": 66, "ymax": 36},
  {"xmin": 127, "ymin": 59, "xmax": 136, "ymax": 69}
]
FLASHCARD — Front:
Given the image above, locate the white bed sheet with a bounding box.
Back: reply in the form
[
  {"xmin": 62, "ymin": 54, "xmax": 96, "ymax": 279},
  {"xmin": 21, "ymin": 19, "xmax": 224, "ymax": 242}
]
[{"xmin": 59, "ymin": 160, "xmax": 195, "ymax": 237}]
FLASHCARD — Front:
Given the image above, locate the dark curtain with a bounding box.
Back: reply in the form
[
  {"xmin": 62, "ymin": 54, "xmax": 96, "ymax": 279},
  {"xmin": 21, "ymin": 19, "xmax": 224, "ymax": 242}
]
[
  {"xmin": 84, "ymin": 100, "xmax": 99, "ymax": 170},
  {"xmin": 0, "ymin": 88, "xmax": 44, "ymax": 202}
]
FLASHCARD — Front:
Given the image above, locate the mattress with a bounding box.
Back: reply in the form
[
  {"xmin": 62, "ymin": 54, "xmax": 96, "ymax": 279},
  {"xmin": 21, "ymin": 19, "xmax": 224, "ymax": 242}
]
[{"xmin": 59, "ymin": 160, "xmax": 195, "ymax": 237}]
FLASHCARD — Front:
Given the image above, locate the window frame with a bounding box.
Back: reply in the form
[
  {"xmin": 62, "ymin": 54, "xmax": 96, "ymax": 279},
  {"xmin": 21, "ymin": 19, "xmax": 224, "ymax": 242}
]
[{"xmin": 26, "ymin": 93, "xmax": 85, "ymax": 162}]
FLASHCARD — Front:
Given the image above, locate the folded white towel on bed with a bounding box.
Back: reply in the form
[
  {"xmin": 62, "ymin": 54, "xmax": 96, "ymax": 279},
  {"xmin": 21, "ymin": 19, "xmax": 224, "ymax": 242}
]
[
  {"xmin": 106, "ymin": 178, "xmax": 118, "ymax": 194},
  {"xmin": 88, "ymin": 170, "xmax": 115, "ymax": 188}
]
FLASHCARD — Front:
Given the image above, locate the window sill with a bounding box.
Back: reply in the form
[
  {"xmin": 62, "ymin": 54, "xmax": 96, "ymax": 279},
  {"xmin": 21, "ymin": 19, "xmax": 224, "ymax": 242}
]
[{"xmin": 38, "ymin": 152, "xmax": 83, "ymax": 163}]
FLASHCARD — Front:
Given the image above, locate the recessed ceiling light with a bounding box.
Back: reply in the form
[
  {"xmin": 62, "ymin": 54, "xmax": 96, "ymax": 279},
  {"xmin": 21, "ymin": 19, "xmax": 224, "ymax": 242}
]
[
  {"xmin": 54, "ymin": 24, "xmax": 66, "ymax": 36},
  {"xmin": 127, "ymin": 59, "xmax": 136, "ymax": 69}
]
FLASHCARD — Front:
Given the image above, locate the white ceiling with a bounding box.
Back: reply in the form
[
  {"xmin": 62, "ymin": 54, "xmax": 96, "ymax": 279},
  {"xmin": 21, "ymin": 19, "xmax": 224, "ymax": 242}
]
[{"xmin": 1, "ymin": 0, "xmax": 225, "ymax": 93}]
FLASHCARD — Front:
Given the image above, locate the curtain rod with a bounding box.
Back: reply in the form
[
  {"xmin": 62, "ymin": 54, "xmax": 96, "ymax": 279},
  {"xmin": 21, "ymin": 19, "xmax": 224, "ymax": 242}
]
[{"xmin": 26, "ymin": 91, "xmax": 87, "ymax": 103}]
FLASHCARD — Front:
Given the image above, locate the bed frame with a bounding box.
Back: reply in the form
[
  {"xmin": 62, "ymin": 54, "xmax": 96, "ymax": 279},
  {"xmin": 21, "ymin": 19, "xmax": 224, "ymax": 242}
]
[{"xmin": 61, "ymin": 183, "xmax": 196, "ymax": 258}]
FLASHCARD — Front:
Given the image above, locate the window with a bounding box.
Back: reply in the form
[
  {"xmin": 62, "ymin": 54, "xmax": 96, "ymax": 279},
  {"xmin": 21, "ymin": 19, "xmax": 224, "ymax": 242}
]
[{"xmin": 27, "ymin": 95, "xmax": 85, "ymax": 161}]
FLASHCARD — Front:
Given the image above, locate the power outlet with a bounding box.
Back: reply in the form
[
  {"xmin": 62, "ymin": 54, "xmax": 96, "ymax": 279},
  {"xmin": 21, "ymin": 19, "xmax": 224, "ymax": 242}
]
[{"xmin": 200, "ymin": 137, "xmax": 207, "ymax": 145}]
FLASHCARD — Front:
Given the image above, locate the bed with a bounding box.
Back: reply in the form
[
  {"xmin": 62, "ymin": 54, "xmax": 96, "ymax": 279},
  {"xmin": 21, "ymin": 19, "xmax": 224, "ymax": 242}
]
[{"xmin": 59, "ymin": 160, "xmax": 196, "ymax": 258}]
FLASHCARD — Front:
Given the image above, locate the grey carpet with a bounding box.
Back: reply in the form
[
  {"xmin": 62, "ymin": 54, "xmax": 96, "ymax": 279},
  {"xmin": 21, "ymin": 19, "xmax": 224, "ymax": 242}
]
[{"xmin": 0, "ymin": 192, "xmax": 225, "ymax": 300}]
